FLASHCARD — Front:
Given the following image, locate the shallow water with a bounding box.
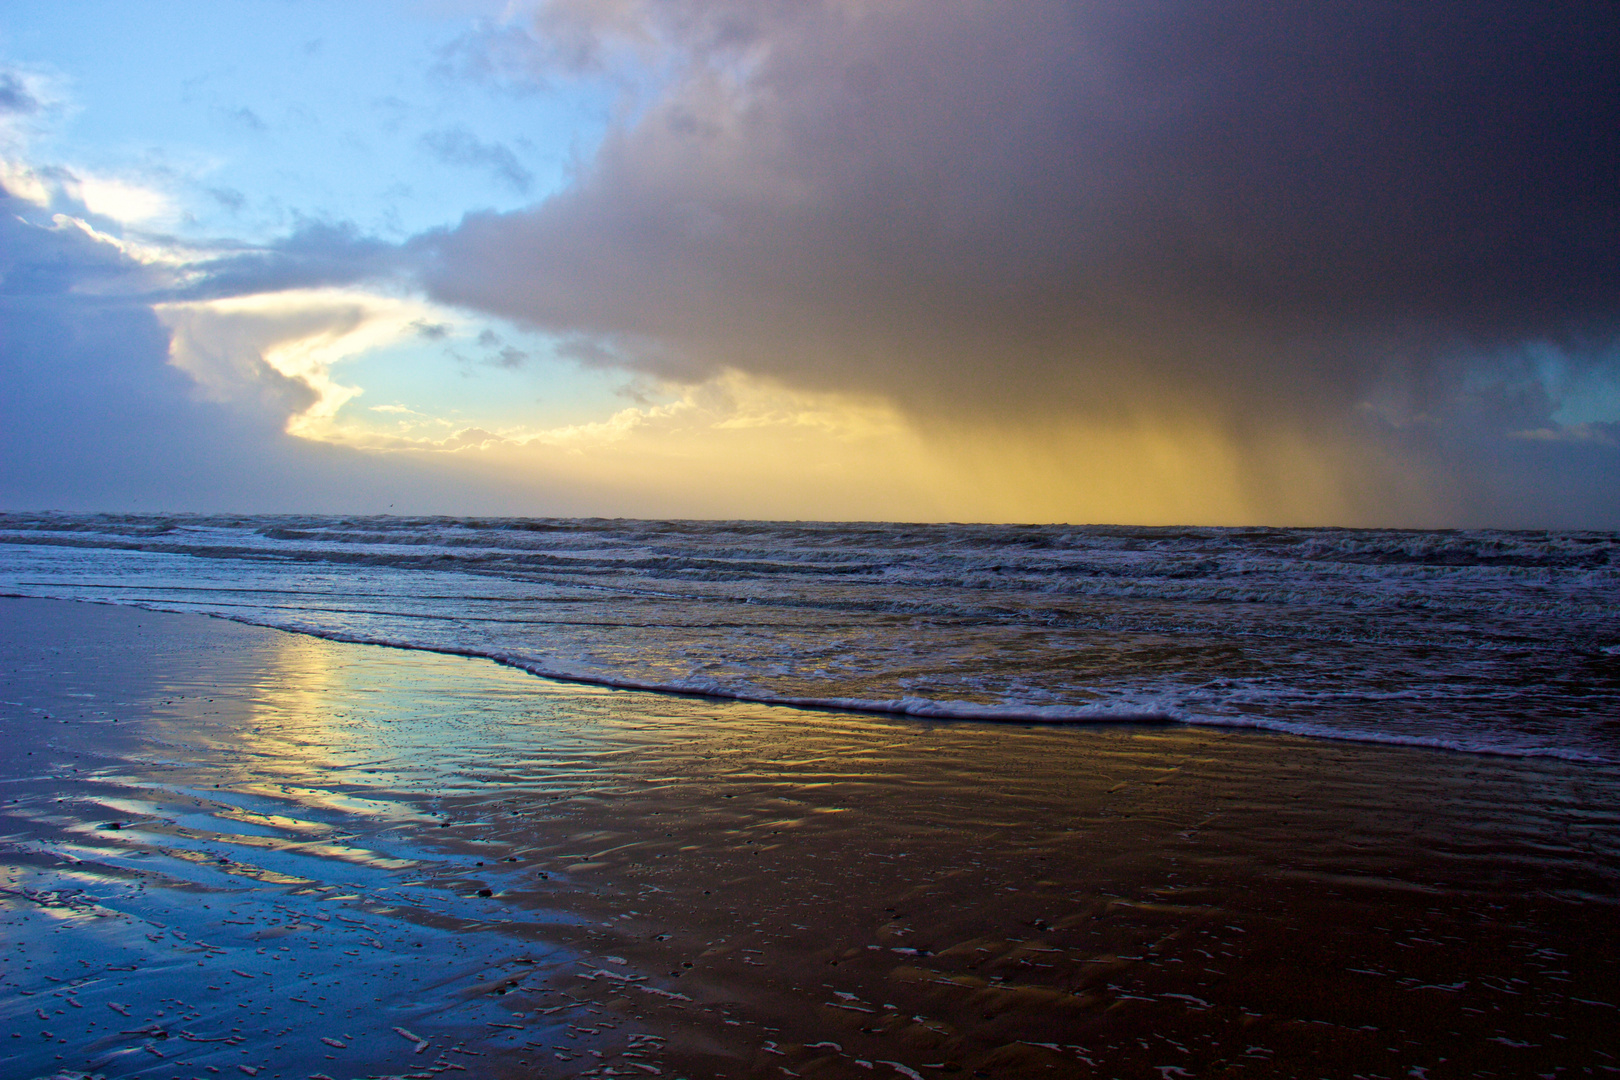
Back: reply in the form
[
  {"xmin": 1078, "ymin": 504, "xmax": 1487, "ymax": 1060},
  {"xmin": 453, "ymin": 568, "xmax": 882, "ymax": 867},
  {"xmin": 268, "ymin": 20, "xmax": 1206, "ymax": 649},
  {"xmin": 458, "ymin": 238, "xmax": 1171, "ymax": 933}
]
[
  {"xmin": 3, "ymin": 598, "xmax": 1619, "ymax": 1078},
  {"xmin": 3, "ymin": 513, "xmax": 1618, "ymax": 761}
]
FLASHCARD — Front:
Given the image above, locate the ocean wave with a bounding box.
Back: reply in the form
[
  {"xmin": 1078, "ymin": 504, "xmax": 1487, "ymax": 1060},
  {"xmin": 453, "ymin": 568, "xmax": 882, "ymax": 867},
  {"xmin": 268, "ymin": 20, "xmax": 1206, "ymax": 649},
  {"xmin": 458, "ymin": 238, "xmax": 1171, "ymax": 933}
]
[{"xmin": 2, "ymin": 512, "xmax": 1616, "ymax": 765}]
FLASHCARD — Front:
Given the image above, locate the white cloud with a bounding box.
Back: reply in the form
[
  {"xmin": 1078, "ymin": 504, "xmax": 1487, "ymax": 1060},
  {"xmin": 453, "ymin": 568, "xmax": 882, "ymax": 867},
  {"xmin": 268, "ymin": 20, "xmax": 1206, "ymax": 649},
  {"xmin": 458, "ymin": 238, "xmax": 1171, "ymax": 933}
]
[
  {"xmin": 0, "ymin": 157, "xmax": 51, "ymax": 205},
  {"xmin": 2, "ymin": 158, "xmax": 187, "ymax": 236},
  {"xmin": 67, "ymin": 171, "xmax": 175, "ymax": 225},
  {"xmin": 155, "ymin": 289, "xmax": 442, "ymax": 438}
]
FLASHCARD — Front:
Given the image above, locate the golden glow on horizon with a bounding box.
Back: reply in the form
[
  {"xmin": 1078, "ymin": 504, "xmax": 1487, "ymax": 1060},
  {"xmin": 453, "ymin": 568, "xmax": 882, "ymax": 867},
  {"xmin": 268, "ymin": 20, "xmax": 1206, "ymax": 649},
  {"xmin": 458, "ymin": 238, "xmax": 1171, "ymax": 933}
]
[
  {"xmin": 150, "ymin": 292, "xmax": 1441, "ymax": 526},
  {"xmin": 363, "ymin": 373, "xmax": 1429, "ymax": 525}
]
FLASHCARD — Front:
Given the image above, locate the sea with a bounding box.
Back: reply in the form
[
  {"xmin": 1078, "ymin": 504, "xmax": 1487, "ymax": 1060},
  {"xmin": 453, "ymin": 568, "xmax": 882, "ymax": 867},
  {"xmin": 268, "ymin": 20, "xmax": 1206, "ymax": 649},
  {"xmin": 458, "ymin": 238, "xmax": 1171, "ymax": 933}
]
[{"xmin": 2, "ymin": 512, "xmax": 1616, "ymax": 763}]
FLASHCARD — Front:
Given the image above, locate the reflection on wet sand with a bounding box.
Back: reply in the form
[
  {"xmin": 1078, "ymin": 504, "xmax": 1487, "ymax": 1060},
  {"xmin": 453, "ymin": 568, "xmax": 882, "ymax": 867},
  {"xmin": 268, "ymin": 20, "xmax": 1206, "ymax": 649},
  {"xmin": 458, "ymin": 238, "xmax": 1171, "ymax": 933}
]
[{"xmin": 2, "ymin": 597, "xmax": 1619, "ymax": 1079}]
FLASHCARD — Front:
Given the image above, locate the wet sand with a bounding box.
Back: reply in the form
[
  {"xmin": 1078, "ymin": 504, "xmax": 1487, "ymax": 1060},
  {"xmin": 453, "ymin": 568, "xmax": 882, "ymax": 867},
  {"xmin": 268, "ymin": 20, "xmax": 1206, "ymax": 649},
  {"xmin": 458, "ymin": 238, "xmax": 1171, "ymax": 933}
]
[{"xmin": 2, "ymin": 596, "xmax": 1618, "ymax": 1080}]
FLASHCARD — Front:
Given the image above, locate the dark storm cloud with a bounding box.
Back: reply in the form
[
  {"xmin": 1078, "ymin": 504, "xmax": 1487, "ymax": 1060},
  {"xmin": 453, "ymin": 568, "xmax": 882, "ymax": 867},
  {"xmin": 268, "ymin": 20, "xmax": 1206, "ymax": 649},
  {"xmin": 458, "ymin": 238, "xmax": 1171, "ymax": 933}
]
[{"xmin": 415, "ymin": 0, "xmax": 1619, "ymax": 433}]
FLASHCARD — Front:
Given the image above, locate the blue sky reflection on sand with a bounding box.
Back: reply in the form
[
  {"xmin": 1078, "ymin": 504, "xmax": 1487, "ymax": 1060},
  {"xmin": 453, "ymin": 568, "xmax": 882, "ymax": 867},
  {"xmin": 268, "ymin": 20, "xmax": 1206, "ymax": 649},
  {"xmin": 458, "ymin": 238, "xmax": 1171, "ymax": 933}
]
[
  {"xmin": 212, "ymin": 625, "xmax": 675, "ymax": 798},
  {"xmin": 0, "ymin": 602, "xmax": 641, "ymax": 1078}
]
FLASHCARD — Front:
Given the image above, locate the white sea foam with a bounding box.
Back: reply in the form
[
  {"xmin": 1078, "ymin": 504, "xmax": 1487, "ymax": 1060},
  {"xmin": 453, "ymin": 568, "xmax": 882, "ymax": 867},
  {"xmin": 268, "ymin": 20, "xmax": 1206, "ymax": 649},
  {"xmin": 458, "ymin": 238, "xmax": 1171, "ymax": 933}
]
[{"xmin": 2, "ymin": 513, "xmax": 1616, "ymax": 763}]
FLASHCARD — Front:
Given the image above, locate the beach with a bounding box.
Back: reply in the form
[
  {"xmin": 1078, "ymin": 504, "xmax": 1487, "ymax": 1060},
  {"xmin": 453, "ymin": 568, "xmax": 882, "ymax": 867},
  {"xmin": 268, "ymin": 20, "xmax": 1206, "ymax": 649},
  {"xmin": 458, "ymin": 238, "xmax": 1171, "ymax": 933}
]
[{"xmin": 3, "ymin": 595, "xmax": 1618, "ymax": 1079}]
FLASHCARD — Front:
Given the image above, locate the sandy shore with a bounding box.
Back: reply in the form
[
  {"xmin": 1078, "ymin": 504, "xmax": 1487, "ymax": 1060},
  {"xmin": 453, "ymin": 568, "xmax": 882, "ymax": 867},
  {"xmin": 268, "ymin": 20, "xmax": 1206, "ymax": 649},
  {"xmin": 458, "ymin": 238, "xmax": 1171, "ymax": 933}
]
[{"xmin": 2, "ymin": 596, "xmax": 1618, "ymax": 1079}]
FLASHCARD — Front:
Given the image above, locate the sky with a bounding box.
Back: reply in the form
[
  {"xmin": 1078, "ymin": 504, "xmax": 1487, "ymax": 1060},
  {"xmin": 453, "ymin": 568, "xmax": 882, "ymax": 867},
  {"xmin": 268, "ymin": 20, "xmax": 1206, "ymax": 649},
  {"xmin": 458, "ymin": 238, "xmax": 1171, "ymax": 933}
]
[{"xmin": 1, "ymin": 0, "xmax": 1616, "ymax": 526}]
